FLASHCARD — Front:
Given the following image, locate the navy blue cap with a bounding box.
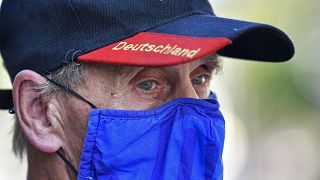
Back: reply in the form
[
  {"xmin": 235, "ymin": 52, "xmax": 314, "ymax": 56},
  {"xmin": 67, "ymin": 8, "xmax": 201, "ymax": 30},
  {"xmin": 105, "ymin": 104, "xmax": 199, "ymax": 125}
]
[{"xmin": 0, "ymin": 0, "xmax": 295, "ymax": 109}]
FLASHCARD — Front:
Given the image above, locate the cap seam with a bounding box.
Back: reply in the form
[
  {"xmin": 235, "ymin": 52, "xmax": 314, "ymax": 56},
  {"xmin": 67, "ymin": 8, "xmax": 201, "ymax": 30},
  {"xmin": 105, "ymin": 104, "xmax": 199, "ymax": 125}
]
[{"xmin": 67, "ymin": 0, "xmax": 89, "ymax": 51}]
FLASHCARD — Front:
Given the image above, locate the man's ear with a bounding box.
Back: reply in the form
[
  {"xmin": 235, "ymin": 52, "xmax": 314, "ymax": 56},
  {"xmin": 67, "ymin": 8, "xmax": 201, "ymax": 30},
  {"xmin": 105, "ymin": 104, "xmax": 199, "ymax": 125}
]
[{"xmin": 13, "ymin": 70, "xmax": 63, "ymax": 153}]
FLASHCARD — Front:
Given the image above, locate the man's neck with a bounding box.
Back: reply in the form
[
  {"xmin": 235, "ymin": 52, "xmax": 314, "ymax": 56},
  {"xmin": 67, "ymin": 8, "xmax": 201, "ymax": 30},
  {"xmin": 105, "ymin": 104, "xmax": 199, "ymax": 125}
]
[{"xmin": 27, "ymin": 146, "xmax": 74, "ymax": 180}]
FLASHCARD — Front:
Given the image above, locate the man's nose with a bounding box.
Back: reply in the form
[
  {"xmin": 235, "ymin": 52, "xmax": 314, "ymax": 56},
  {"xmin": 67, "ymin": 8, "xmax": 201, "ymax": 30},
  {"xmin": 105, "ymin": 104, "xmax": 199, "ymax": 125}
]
[{"xmin": 174, "ymin": 80, "xmax": 199, "ymax": 99}]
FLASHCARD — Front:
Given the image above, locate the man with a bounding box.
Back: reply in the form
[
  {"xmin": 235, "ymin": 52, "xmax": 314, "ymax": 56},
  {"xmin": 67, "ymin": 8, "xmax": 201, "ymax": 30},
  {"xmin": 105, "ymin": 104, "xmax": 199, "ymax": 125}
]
[{"xmin": 0, "ymin": 0, "xmax": 294, "ymax": 179}]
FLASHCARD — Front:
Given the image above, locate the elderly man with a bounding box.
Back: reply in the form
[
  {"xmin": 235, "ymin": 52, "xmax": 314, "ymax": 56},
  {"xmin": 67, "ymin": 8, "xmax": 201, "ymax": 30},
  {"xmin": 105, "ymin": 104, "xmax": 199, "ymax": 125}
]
[{"xmin": 0, "ymin": 0, "xmax": 294, "ymax": 179}]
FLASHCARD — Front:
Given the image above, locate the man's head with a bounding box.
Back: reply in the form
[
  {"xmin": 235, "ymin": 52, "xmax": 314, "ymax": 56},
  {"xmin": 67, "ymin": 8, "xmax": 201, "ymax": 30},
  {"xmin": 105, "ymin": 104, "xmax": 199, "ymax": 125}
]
[
  {"xmin": 0, "ymin": 0, "xmax": 294, "ymax": 179},
  {"xmin": 12, "ymin": 54, "xmax": 220, "ymax": 167},
  {"xmin": 0, "ymin": 0, "xmax": 294, "ymax": 82}
]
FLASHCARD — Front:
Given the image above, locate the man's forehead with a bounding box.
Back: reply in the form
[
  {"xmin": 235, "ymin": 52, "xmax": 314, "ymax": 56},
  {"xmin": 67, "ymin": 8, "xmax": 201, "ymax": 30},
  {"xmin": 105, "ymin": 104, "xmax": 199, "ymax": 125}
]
[{"xmin": 85, "ymin": 54, "xmax": 218, "ymax": 76}]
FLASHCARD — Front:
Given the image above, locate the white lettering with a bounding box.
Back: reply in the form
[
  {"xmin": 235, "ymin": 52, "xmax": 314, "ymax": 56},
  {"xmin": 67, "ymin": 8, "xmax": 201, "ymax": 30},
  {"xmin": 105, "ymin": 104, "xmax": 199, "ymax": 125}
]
[
  {"xmin": 112, "ymin": 42, "xmax": 127, "ymax": 50},
  {"xmin": 187, "ymin": 48, "xmax": 201, "ymax": 58},
  {"xmin": 145, "ymin": 45, "xmax": 156, "ymax": 52},
  {"xmin": 123, "ymin": 44, "xmax": 134, "ymax": 50},
  {"xmin": 111, "ymin": 42, "xmax": 201, "ymax": 59},
  {"xmin": 153, "ymin": 45, "xmax": 164, "ymax": 53}
]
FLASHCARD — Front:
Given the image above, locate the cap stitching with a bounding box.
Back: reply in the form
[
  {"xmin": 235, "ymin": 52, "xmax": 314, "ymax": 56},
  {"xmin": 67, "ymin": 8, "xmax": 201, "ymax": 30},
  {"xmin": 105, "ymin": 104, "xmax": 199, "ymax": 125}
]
[{"xmin": 67, "ymin": 0, "xmax": 89, "ymax": 48}]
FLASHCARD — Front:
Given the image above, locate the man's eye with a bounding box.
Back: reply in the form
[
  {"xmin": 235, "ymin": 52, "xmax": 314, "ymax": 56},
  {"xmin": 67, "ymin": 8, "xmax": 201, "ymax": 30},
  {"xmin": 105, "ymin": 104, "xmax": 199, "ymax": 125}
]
[
  {"xmin": 137, "ymin": 80, "xmax": 159, "ymax": 91},
  {"xmin": 191, "ymin": 74, "xmax": 208, "ymax": 85}
]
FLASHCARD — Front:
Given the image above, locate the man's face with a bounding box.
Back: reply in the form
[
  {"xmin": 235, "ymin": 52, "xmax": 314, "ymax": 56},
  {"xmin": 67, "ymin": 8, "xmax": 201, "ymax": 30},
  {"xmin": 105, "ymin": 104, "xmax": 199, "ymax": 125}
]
[{"xmin": 58, "ymin": 58, "xmax": 218, "ymax": 166}]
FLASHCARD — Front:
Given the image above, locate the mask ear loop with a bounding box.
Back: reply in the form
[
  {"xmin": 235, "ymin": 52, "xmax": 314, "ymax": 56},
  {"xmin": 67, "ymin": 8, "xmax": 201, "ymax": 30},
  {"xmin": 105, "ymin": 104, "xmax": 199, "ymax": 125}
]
[
  {"xmin": 209, "ymin": 91, "xmax": 217, "ymax": 100},
  {"xmin": 56, "ymin": 149, "xmax": 79, "ymax": 176},
  {"xmin": 43, "ymin": 75, "xmax": 97, "ymax": 109},
  {"xmin": 42, "ymin": 74, "xmax": 97, "ymax": 177}
]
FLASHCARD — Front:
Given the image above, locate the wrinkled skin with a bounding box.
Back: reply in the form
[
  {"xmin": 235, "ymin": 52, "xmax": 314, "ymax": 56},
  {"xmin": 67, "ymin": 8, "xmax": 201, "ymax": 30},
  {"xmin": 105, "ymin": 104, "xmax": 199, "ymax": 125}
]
[{"xmin": 13, "ymin": 58, "xmax": 217, "ymax": 180}]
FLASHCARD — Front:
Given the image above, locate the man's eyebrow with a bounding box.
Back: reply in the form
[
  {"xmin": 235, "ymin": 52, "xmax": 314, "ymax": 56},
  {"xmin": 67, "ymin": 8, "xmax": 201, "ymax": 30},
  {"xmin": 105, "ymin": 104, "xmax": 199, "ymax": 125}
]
[
  {"xmin": 111, "ymin": 54, "xmax": 221, "ymax": 79},
  {"xmin": 112, "ymin": 65, "xmax": 144, "ymax": 81},
  {"xmin": 199, "ymin": 54, "xmax": 221, "ymax": 74}
]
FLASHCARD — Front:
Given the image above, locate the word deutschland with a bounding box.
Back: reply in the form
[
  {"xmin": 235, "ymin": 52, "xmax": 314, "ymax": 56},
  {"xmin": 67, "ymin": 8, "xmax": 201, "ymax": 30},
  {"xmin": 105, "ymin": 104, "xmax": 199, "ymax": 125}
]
[{"xmin": 112, "ymin": 42, "xmax": 201, "ymax": 59}]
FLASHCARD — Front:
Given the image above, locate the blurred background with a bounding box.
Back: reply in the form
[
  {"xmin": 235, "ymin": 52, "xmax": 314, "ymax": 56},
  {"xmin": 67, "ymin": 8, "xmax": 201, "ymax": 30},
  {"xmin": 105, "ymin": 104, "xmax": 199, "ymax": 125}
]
[{"xmin": 0, "ymin": 0, "xmax": 319, "ymax": 179}]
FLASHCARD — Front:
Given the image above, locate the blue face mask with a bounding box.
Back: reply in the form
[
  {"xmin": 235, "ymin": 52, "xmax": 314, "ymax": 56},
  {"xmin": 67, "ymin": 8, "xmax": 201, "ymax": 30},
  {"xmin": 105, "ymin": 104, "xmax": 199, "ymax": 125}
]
[{"xmin": 47, "ymin": 77, "xmax": 225, "ymax": 180}]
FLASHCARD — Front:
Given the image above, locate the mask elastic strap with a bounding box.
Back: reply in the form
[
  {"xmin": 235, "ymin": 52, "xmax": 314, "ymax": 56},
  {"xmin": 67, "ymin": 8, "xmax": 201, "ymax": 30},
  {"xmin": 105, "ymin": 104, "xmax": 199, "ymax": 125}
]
[
  {"xmin": 42, "ymin": 75, "xmax": 97, "ymax": 177},
  {"xmin": 56, "ymin": 150, "xmax": 78, "ymax": 176},
  {"xmin": 43, "ymin": 75, "xmax": 97, "ymax": 109},
  {"xmin": 209, "ymin": 91, "xmax": 217, "ymax": 100}
]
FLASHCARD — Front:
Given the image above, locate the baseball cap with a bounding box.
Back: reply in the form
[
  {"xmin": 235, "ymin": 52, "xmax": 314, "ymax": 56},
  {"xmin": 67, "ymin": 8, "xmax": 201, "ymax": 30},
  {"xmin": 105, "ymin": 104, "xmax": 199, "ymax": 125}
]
[{"xmin": 0, "ymin": 0, "xmax": 295, "ymax": 109}]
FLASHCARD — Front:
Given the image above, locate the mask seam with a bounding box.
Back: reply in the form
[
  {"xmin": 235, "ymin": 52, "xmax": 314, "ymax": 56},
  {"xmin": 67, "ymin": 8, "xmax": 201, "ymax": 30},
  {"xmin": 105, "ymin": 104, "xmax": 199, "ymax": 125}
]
[
  {"xmin": 91, "ymin": 105, "xmax": 177, "ymax": 120},
  {"xmin": 92, "ymin": 111, "xmax": 103, "ymax": 176},
  {"xmin": 79, "ymin": 110, "xmax": 102, "ymax": 178},
  {"xmin": 93, "ymin": 101, "xmax": 217, "ymax": 120}
]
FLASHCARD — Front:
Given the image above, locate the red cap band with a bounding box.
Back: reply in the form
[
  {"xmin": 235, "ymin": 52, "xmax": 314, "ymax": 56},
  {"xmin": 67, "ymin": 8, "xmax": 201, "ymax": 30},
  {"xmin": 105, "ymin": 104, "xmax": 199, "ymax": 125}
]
[{"xmin": 78, "ymin": 32, "xmax": 232, "ymax": 66}]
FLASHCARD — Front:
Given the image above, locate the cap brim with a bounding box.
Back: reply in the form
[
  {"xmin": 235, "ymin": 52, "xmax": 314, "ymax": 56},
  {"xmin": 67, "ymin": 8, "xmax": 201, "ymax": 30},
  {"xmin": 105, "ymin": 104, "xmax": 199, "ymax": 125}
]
[{"xmin": 78, "ymin": 14, "xmax": 294, "ymax": 66}]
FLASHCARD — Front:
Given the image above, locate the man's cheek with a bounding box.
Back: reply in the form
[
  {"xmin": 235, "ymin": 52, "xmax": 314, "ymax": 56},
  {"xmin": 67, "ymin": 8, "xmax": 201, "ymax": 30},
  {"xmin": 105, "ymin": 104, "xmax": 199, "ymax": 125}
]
[{"xmin": 116, "ymin": 96, "xmax": 158, "ymax": 110}]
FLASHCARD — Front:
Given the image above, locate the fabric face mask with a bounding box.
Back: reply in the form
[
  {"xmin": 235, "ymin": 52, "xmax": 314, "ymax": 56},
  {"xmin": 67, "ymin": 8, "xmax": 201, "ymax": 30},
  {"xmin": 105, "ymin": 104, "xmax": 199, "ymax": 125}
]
[
  {"xmin": 47, "ymin": 78, "xmax": 225, "ymax": 180},
  {"xmin": 78, "ymin": 96, "xmax": 225, "ymax": 179}
]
